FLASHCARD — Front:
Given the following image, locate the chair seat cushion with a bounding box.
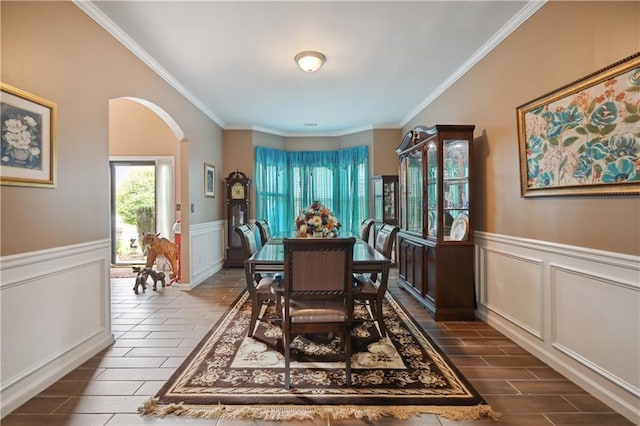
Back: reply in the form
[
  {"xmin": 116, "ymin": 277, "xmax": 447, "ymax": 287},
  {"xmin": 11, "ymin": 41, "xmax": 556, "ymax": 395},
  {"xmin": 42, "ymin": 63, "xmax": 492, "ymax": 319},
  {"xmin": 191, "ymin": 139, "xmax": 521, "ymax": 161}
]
[{"xmin": 289, "ymin": 297, "xmax": 346, "ymax": 323}]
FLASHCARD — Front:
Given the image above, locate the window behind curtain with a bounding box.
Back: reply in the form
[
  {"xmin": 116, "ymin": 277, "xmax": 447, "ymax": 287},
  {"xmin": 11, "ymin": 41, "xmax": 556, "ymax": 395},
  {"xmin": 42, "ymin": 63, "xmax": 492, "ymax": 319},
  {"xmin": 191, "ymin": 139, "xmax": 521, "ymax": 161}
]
[{"xmin": 255, "ymin": 146, "xmax": 368, "ymax": 236}]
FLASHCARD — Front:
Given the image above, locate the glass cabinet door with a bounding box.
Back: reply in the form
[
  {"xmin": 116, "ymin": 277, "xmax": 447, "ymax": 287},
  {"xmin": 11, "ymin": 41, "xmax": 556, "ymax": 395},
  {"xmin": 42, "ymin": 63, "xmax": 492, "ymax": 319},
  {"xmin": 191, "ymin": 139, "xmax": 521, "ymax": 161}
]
[
  {"xmin": 373, "ymin": 179, "xmax": 383, "ymax": 221},
  {"xmin": 426, "ymin": 141, "xmax": 438, "ymax": 238},
  {"xmin": 442, "ymin": 139, "xmax": 469, "ymax": 241},
  {"xmin": 399, "ymin": 159, "xmax": 407, "ymax": 230},
  {"xmin": 382, "ymin": 181, "xmax": 395, "ymax": 221},
  {"xmin": 406, "ymin": 148, "xmax": 423, "ymax": 234}
]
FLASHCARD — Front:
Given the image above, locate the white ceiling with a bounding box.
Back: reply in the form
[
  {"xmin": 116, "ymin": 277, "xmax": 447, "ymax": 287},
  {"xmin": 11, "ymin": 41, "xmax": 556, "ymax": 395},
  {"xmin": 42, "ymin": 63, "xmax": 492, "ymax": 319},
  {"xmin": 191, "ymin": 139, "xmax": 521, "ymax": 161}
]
[{"xmin": 76, "ymin": 1, "xmax": 544, "ymax": 136}]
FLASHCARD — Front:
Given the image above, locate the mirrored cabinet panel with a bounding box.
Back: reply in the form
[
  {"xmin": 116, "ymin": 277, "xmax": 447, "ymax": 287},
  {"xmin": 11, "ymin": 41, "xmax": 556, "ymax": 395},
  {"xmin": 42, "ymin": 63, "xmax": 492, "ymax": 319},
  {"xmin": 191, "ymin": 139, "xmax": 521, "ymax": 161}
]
[{"xmin": 396, "ymin": 124, "xmax": 475, "ymax": 320}]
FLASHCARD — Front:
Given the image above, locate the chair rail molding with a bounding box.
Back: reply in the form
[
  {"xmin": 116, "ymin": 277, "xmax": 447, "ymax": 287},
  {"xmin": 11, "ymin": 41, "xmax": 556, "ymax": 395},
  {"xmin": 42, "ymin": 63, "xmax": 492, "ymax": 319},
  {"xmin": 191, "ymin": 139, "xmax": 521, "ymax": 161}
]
[{"xmin": 474, "ymin": 231, "xmax": 640, "ymax": 424}]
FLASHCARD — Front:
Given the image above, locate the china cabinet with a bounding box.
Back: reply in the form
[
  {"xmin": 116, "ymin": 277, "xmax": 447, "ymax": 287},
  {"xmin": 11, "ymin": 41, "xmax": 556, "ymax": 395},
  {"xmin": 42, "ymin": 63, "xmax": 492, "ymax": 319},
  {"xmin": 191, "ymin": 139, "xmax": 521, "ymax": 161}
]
[
  {"xmin": 224, "ymin": 170, "xmax": 251, "ymax": 267},
  {"xmin": 396, "ymin": 124, "xmax": 475, "ymax": 320},
  {"xmin": 372, "ymin": 175, "xmax": 398, "ymax": 264},
  {"xmin": 372, "ymin": 175, "xmax": 398, "ymax": 225}
]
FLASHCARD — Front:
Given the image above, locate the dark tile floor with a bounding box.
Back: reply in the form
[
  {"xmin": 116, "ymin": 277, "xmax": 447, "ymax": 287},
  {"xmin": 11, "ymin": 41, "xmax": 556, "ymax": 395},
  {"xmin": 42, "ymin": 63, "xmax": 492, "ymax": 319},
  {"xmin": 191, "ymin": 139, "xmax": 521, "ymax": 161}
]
[{"xmin": 1, "ymin": 268, "xmax": 634, "ymax": 425}]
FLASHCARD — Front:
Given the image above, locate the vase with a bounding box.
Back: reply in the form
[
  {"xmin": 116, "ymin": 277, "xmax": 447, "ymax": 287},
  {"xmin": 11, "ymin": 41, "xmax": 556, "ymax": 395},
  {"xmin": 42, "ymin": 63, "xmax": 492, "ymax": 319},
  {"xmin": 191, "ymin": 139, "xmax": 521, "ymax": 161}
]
[
  {"xmin": 13, "ymin": 149, "xmax": 29, "ymax": 163},
  {"xmin": 313, "ymin": 231, "xmax": 323, "ymax": 238}
]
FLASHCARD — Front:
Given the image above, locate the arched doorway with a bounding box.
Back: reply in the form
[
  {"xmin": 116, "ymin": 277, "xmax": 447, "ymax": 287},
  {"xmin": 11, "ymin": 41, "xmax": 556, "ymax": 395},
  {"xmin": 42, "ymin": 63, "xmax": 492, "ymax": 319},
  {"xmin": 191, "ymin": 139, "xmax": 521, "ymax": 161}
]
[{"xmin": 108, "ymin": 97, "xmax": 187, "ymax": 277}]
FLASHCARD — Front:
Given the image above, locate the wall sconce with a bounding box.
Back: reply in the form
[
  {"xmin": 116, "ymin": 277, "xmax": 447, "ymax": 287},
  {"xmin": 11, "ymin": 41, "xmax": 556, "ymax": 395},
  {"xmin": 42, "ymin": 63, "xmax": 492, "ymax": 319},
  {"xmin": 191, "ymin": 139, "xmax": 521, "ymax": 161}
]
[{"xmin": 294, "ymin": 51, "xmax": 326, "ymax": 73}]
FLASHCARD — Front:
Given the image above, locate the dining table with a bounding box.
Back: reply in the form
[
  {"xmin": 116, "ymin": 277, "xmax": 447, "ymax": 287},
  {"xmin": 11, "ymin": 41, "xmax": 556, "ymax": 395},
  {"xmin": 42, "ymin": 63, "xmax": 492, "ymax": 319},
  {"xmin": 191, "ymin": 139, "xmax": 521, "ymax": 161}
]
[{"xmin": 245, "ymin": 233, "xmax": 391, "ymax": 285}]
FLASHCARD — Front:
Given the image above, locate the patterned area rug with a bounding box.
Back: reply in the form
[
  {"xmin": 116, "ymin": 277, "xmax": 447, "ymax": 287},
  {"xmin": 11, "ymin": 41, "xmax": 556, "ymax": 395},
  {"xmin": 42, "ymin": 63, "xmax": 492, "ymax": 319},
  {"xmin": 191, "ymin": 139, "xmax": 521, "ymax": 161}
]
[{"xmin": 140, "ymin": 291, "xmax": 497, "ymax": 421}]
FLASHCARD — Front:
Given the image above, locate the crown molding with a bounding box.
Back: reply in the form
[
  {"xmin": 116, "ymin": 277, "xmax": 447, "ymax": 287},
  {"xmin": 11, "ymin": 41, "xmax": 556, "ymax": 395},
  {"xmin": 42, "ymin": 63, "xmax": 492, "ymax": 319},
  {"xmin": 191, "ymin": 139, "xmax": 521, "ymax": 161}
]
[
  {"xmin": 75, "ymin": 0, "xmax": 544, "ymax": 137},
  {"xmin": 225, "ymin": 123, "xmax": 401, "ymax": 138},
  {"xmin": 73, "ymin": 1, "xmax": 226, "ymax": 128},
  {"xmin": 401, "ymin": 0, "xmax": 547, "ymax": 127}
]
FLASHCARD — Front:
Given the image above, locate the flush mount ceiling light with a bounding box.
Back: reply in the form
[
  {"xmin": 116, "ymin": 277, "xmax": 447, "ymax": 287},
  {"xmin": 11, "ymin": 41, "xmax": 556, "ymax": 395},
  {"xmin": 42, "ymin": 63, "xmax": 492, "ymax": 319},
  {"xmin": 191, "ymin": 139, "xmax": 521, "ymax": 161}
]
[{"xmin": 294, "ymin": 51, "xmax": 326, "ymax": 72}]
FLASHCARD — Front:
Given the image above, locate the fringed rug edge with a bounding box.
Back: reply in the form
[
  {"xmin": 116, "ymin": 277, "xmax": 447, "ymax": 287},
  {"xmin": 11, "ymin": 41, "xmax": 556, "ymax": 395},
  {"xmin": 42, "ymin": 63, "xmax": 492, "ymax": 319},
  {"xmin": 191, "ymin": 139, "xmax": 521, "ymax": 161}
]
[{"xmin": 139, "ymin": 397, "xmax": 501, "ymax": 422}]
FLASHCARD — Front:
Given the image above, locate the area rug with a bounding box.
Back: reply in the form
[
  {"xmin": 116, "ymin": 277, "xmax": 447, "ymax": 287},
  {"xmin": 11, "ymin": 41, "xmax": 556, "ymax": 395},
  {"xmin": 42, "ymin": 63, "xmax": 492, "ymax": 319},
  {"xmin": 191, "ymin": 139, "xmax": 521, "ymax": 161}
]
[{"xmin": 140, "ymin": 290, "xmax": 498, "ymax": 421}]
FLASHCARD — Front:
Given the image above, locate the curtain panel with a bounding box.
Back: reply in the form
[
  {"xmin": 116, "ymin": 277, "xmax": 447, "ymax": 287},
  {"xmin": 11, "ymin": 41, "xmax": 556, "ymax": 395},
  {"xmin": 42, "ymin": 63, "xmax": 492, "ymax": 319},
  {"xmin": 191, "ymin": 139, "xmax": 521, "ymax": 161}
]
[{"xmin": 254, "ymin": 145, "xmax": 368, "ymax": 236}]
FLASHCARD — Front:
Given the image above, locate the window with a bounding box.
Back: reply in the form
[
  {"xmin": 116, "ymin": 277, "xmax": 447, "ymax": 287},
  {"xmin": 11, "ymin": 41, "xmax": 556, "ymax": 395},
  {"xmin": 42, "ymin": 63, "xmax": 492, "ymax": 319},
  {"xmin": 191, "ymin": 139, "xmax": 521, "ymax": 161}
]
[{"xmin": 255, "ymin": 146, "xmax": 368, "ymax": 236}]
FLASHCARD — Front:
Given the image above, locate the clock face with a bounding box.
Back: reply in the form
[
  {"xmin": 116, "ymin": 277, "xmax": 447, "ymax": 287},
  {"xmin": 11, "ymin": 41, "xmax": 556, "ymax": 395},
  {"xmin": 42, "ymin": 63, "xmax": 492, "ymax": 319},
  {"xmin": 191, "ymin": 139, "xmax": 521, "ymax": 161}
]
[{"xmin": 231, "ymin": 182, "xmax": 245, "ymax": 199}]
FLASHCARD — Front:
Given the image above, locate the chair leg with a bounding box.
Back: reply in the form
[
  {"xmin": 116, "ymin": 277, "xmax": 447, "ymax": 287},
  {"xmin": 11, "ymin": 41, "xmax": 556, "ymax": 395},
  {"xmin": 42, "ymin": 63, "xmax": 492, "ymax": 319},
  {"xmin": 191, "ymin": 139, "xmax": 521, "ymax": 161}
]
[
  {"xmin": 248, "ymin": 297, "xmax": 260, "ymax": 337},
  {"xmin": 284, "ymin": 331, "xmax": 291, "ymax": 389},
  {"xmin": 345, "ymin": 329, "xmax": 352, "ymax": 386},
  {"xmin": 375, "ymin": 299, "xmax": 386, "ymax": 337}
]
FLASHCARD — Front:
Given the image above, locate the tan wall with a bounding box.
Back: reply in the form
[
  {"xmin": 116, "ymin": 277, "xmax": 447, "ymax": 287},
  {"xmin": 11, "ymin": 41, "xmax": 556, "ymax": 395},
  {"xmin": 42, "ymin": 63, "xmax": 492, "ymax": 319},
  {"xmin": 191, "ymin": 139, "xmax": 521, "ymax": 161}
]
[
  {"xmin": 405, "ymin": 1, "xmax": 640, "ymax": 256},
  {"xmin": 372, "ymin": 129, "xmax": 402, "ymax": 176},
  {"xmin": 108, "ymin": 99, "xmax": 179, "ymax": 158},
  {"xmin": 222, "ymin": 130, "xmax": 255, "ymax": 218},
  {"xmin": 285, "ymin": 136, "xmax": 340, "ymax": 151},
  {"xmin": 1, "ymin": 1, "xmax": 223, "ymax": 265}
]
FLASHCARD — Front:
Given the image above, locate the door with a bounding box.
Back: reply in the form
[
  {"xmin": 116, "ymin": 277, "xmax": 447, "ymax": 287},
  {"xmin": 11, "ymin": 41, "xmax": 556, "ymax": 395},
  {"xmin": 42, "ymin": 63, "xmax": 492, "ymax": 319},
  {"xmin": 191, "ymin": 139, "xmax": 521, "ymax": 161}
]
[{"xmin": 110, "ymin": 161, "xmax": 156, "ymax": 265}]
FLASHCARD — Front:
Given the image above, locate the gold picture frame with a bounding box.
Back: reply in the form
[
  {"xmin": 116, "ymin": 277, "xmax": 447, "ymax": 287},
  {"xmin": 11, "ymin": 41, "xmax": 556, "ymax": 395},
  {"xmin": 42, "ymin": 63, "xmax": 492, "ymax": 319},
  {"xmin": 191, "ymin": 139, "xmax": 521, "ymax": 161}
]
[
  {"xmin": 204, "ymin": 163, "xmax": 215, "ymax": 198},
  {"xmin": 516, "ymin": 53, "xmax": 640, "ymax": 197},
  {"xmin": 1, "ymin": 83, "xmax": 56, "ymax": 188}
]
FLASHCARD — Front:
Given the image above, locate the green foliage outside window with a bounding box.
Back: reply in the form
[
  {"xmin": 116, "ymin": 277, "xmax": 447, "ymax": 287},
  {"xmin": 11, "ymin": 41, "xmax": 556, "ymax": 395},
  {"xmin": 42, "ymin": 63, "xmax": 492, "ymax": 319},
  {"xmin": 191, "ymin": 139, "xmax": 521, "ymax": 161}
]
[{"xmin": 116, "ymin": 169, "xmax": 155, "ymax": 225}]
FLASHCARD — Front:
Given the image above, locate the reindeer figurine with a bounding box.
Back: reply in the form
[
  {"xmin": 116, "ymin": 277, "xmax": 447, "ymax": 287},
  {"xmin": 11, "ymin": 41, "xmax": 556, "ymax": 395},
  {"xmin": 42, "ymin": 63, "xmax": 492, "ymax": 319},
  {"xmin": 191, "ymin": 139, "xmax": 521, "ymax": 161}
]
[
  {"xmin": 132, "ymin": 266, "xmax": 167, "ymax": 294},
  {"xmin": 132, "ymin": 266, "xmax": 148, "ymax": 294},
  {"xmin": 147, "ymin": 268, "xmax": 166, "ymax": 290}
]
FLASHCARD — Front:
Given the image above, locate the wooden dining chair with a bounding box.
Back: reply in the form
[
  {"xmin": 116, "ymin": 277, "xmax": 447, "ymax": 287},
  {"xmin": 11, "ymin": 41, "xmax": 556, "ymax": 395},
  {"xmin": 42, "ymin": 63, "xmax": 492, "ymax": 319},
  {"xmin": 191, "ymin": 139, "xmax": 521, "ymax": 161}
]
[
  {"xmin": 254, "ymin": 219, "xmax": 272, "ymax": 247},
  {"xmin": 354, "ymin": 223, "xmax": 399, "ymax": 337},
  {"xmin": 275, "ymin": 237, "xmax": 356, "ymax": 389},
  {"xmin": 359, "ymin": 218, "xmax": 375, "ymax": 245},
  {"xmin": 235, "ymin": 224, "xmax": 280, "ymax": 337}
]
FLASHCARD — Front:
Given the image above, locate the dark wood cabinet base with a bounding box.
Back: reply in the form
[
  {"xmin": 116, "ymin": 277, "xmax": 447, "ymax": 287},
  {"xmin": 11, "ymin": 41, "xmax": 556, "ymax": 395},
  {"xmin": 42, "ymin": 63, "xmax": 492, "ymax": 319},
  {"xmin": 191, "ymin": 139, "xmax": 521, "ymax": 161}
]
[{"xmin": 397, "ymin": 232, "xmax": 476, "ymax": 321}]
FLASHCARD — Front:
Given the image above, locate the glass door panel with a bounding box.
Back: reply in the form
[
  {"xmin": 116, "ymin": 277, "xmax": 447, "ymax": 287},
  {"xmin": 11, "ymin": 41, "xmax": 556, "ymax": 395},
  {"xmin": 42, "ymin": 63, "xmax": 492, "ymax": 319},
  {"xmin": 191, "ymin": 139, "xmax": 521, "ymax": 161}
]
[
  {"xmin": 111, "ymin": 162, "xmax": 156, "ymax": 265},
  {"xmin": 442, "ymin": 139, "xmax": 469, "ymax": 241},
  {"xmin": 406, "ymin": 148, "xmax": 423, "ymax": 234},
  {"xmin": 373, "ymin": 179, "xmax": 383, "ymax": 221},
  {"xmin": 426, "ymin": 141, "xmax": 438, "ymax": 237}
]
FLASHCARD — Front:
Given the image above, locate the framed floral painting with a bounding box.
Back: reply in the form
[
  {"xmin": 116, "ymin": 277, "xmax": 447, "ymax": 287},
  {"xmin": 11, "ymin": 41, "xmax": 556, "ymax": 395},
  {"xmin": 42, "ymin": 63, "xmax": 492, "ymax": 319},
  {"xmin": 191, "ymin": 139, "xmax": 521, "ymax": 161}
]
[
  {"xmin": 517, "ymin": 53, "xmax": 640, "ymax": 197},
  {"xmin": 1, "ymin": 83, "xmax": 56, "ymax": 188}
]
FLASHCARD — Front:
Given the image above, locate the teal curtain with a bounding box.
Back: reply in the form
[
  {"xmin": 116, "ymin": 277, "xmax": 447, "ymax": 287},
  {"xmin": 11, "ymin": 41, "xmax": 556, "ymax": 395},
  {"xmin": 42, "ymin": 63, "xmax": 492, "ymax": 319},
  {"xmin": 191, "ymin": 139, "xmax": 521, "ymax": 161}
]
[
  {"xmin": 337, "ymin": 146, "xmax": 369, "ymax": 233},
  {"xmin": 254, "ymin": 145, "xmax": 368, "ymax": 236},
  {"xmin": 254, "ymin": 147, "xmax": 290, "ymax": 239}
]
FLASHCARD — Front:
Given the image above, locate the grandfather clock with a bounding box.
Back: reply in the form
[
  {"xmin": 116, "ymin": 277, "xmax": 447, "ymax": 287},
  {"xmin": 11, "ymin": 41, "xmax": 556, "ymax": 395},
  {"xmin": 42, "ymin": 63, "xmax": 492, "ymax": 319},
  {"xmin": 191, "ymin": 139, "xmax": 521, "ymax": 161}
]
[{"xmin": 224, "ymin": 170, "xmax": 251, "ymax": 268}]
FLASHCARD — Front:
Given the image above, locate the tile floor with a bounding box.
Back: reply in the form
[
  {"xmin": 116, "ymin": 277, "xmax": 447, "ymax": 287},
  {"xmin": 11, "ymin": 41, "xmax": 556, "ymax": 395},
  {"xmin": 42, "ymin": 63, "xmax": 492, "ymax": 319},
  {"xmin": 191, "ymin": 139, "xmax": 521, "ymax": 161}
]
[{"xmin": 1, "ymin": 268, "xmax": 634, "ymax": 426}]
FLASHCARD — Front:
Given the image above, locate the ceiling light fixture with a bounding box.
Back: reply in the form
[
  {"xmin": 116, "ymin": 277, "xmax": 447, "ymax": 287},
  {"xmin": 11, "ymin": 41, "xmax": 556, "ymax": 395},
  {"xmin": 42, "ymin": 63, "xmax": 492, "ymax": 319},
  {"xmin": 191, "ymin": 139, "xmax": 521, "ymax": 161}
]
[{"xmin": 294, "ymin": 51, "xmax": 326, "ymax": 73}]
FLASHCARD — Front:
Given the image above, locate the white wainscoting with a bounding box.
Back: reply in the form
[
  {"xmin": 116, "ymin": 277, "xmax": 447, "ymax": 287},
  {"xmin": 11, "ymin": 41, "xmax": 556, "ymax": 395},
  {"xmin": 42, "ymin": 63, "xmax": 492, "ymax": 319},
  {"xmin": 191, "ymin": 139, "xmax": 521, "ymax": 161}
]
[
  {"xmin": 0, "ymin": 240, "xmax": 114, "ymax": 418},
  {"xmin": 475, "ymin": 232, "xmax": 640, "ymax": 424},
  {"xmin": 187, "ymin": 220, "xmax": 225, "ymax": 289}
]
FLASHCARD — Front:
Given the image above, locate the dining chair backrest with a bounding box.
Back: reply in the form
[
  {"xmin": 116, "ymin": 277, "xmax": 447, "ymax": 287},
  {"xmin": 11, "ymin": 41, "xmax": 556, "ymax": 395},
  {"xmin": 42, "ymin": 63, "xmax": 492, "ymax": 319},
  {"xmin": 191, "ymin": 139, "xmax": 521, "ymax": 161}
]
[
  {"xmin": 283, "ymin": 238, "xmax": 355, "ymax": 295},
  {"xmin": 359, "ymin": 218, "xmax": 375, "ymax": 244},
  {"xmin": 235, "ymin": 224, "xmax": 258, "ymax": 259},
  {"xmin": 254, "ymin": 220, "xmax": 272, "ymax": 246},
  {"xmin": 374, "ymin": 224, "xmax": 400, "ymax": 259}
]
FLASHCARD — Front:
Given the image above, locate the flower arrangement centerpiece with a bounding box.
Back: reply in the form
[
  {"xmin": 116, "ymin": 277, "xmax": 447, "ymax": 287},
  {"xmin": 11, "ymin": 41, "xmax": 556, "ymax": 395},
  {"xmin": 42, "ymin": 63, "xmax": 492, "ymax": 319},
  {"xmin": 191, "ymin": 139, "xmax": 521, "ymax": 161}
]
[{"xmin": 295, "ymin": 201, "xmax": 341, "ymax": 238}]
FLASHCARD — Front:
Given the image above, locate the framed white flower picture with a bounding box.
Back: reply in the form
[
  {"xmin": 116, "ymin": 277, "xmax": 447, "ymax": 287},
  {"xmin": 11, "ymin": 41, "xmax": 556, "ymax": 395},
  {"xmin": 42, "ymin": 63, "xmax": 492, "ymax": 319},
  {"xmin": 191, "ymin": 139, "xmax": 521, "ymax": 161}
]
[
  {"xmin": 1, "ymin": 83, "xmax": 56, "ymax": 188},
  {"xmin": 516, "ymin": 53, "xmax": 640, "ymax": 197}
]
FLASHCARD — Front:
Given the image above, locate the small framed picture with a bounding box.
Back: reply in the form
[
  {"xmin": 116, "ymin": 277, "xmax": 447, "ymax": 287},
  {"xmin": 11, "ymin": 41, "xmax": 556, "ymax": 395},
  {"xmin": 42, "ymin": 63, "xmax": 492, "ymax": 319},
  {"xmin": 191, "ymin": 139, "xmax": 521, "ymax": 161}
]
[
  {"xmin": 204, "ymin": 163, "xmax": 215, "ymax": 198},
  {"xmin": 1, "ymin": 83, "xmax": 56, "ymax": 187}
]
